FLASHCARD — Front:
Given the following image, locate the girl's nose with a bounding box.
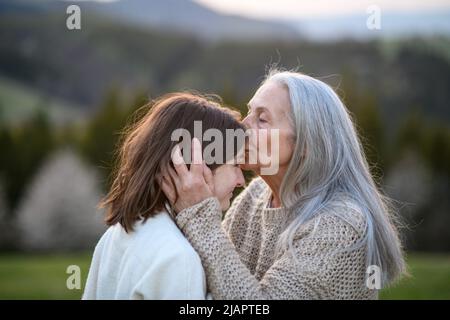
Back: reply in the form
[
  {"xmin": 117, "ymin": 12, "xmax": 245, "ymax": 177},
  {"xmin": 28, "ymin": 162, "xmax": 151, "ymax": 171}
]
[{"xmin": 235, "ymin": 170, "xmax": 245, "ymax": 188}]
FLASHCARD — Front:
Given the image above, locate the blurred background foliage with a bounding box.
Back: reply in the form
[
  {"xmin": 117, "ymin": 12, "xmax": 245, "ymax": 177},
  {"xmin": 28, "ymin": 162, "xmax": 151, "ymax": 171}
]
[{"xmin": 0, "ymin": 0, "xmax": 449, "ymax": 299}]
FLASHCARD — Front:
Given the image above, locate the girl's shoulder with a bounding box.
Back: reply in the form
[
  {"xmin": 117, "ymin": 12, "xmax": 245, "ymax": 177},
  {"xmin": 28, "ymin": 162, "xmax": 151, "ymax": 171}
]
[{"xmin": 133, "ymin": 211, "xmax": 202, "ymax": 262}]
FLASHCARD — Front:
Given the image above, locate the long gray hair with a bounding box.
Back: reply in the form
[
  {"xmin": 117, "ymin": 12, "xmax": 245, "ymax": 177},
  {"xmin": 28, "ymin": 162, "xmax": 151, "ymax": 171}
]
[{"xmin": 266, "ymin": 69, "xmax": 406, "ymax": 287}]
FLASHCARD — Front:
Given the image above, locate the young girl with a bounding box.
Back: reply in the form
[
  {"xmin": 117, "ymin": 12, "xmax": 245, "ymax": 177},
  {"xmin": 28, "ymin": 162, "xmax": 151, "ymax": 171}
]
[{"xmin": 83, "ymin": 93, "xmax": 245, "ymax": 299}]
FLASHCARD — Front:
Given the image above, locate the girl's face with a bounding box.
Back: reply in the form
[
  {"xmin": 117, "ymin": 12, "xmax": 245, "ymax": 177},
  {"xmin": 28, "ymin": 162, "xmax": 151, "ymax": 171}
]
[{"xmin": 212, "ymin": 164, "xmax": 245, "ymax": 210}]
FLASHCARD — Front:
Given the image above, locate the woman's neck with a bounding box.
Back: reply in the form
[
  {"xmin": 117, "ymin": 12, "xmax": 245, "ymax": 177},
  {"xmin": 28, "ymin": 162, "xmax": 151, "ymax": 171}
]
[{"xmin": 260, "ymin": 165, "xmax": 287, "ymax": 208}]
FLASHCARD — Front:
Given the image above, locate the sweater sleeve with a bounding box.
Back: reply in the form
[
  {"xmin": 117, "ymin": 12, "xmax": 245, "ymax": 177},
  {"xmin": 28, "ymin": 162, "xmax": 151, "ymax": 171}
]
[
  {"xmin": 220, "ymin": 177, "xmax": 268, "ymax": 236},
  {"xmin": 221, "ymin": 187, "xmax": 246, "ymax": 234},
  {"xmin": 175, "ymin": 197, "xmax": 369, "ymax": 300}
]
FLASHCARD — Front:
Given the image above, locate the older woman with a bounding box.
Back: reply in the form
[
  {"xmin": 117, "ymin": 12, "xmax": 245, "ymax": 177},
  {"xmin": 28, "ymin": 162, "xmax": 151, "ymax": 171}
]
[{"xmin": 160, "ymin": 70, "xmax": 406, "ymax": 299}]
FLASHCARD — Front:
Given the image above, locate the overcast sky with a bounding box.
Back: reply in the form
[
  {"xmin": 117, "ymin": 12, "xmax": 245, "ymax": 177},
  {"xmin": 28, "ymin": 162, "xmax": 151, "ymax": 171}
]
[{"xmin": 193, "ymin": 0, "xmax": 450, "ymax": 19}]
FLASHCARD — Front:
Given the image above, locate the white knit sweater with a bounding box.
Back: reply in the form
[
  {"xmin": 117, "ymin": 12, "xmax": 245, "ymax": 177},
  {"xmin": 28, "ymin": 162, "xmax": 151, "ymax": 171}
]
[{"xmin": 82, "ymin": 211, "xmax": 209, "ymax": 300}]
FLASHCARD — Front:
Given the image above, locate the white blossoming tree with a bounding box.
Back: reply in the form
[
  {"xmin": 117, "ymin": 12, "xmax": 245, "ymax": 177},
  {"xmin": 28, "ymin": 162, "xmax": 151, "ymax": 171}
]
[{"xmin": 16, "ymin": 149, "xmax": 106, "ymax": 251}]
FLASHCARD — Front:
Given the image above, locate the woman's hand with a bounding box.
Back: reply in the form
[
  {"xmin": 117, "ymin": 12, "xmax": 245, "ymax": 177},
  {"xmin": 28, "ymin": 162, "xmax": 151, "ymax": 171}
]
[{"xmin": 158, "ymin": 137, "xmax": 215, "ymax": 214}]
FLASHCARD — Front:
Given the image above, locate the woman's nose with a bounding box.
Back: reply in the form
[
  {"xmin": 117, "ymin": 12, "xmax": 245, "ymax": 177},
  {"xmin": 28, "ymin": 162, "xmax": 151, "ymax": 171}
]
[{"xmin": 242, "ymin": 115, "xmax": 252, "ymax": 129}]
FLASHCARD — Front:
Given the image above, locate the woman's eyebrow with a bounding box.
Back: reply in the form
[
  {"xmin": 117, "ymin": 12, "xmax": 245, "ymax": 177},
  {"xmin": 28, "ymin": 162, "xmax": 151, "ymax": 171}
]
[
  {"xmin": 247, "ymin": 104, "xmax": 269, "ymax": 113},
  {"xmin": 255, "ymin": 106, "xmax": 270, "ymax": 114}
]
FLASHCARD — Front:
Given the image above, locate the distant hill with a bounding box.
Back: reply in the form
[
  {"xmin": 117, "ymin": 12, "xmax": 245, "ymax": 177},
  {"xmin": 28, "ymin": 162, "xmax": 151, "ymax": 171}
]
[
  {"xmin": 0, "ymin": 0, "xmax": 450, "ymax": 127},
  {"xmin": 0, "ymin": 0, "xmax": 299, "ymax": 41},
  {"xmin": 0, "ymin": 76, "xmax": 85, "ymax": 125},
  {"xmin": 84, "ymin": 0, "xmax": 300, "ymax": 41},
  {"xmin": 287, "ymin": 9, "xmax": 450, "ymax": 41}
]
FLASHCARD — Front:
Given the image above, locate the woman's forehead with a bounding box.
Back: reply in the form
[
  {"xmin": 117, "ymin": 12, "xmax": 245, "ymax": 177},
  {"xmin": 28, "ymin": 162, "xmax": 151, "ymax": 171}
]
[{"xmin": 249, "ymin": 82, "xmax": 290, "ymax": 113}]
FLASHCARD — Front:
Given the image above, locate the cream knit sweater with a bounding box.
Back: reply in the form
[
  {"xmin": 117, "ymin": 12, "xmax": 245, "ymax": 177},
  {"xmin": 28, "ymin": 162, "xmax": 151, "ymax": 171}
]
[{"xmin": 175, "ymin": 177, "xmax": 378, "ymax": 300}]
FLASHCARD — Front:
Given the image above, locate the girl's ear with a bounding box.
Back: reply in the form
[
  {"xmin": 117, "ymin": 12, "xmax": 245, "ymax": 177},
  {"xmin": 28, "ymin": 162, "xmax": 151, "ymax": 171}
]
[
  {"xmin": 157, "ymin": 166, "xmax": 177, "ymax": 205},
  {"xmin": 203, "ymin": 163, "xmax": 215, "ymax": 195}
]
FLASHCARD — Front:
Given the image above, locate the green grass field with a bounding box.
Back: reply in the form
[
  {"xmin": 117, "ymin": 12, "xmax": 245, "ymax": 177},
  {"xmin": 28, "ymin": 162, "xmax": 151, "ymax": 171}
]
[{"xmin": 0, "ymin": 252, "xmax": 449, "ymax": 299}]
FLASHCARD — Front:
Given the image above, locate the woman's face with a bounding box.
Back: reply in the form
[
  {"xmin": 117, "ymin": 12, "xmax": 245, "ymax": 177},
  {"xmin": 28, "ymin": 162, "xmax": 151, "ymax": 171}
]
[
  {"xmin": 212, "ymin": 164, "xmax": 245, "ymax": 210},
  {"xmin": 241, "ymin": 81, "xmax": 295, "ymax": 175}
]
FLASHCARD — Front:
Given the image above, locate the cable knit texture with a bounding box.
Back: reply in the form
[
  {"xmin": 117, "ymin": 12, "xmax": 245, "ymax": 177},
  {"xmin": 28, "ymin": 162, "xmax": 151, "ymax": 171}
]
[{"xmin": 175, "ymin": 177, "xmax": 378, "ymax": 300}]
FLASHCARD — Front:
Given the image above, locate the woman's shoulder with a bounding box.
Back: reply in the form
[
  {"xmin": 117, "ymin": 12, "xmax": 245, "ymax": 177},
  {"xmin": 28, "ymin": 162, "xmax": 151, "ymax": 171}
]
[
  {"xmin": 296, "ymin": 196, "xmax": 368, "ymax": 243},
  {"xmin": 326, "ymin": 195, "xmax": 367, "ymax": 234}
]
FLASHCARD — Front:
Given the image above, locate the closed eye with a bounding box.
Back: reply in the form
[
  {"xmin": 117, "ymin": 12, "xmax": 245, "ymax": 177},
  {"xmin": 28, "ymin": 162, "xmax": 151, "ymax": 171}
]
[{"xmin": 258, "ymin": 117, "xmax": 268, "ymax": 123}]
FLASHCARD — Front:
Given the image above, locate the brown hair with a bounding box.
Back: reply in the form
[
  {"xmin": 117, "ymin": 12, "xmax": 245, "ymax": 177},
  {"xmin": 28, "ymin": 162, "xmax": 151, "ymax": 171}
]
[{"xmin": 100, "ymin": 92, "xmax": 245, "ymax": 232}]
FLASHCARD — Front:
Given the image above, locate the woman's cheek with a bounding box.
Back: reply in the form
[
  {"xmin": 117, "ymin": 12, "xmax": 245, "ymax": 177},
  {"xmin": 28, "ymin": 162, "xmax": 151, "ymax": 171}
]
[{"xmin": 280, "ymin": 132, "xmax": 295, "ymax": 165}]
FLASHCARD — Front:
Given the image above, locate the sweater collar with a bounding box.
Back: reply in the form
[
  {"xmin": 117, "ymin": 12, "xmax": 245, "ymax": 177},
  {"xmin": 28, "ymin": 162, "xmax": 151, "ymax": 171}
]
[{"xmin": 259, "ymin": 182, "xmax": 293, "ymax": 225}]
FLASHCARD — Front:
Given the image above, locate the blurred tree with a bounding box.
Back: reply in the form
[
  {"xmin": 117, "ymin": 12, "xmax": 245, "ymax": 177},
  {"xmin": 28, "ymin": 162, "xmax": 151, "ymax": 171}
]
[
  {"xmin": 340, "ymin": 72, "xmax": 385, "ymax": 179},
  {"xmin": 0, "ymin": 109, "xmax": 55, "ymax": 213},
  {"xmin": 16, "ymin": 149, "xmax": 105, "ymax": 251},
  {"xmin": 355, "ymin": 93, "xmax": 385, "ymax": 177},
  {"xmin": 0, "ymin": 179, "xmax": 18, "ymax": 250},
  {"xmin": 78, "ymin": 88, "xmax": 152, "ymax": 191},
  {"xmin": 125, "ymin": 89, "xmax": 151, "ymax": 122},
  {"xmin": 396, "ymin": 111, "xmax": 450, "ymax": 178},
  {"xmin": 421, "ymin": 124, "xmax": 450, "ymax": 177},
  {"xmin": 396, "ymin": 111, "xmax": 422, "ymax": 148},
  {"xmin": 78, "ymin": 87, "xmax": 126, "ymax": 189},
  {"xmin": 391, "ymin": 111, "xmax": 450, "ymax": 251}
]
